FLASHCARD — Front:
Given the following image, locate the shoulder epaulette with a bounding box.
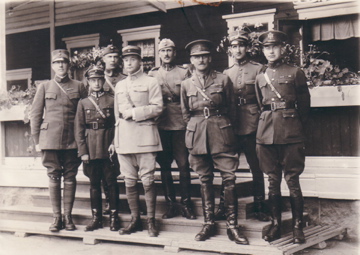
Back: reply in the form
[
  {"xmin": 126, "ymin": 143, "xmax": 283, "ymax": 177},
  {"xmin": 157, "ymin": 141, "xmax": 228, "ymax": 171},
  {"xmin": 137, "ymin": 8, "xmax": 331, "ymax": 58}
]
[
  {"xmin": 150, "ymin": 67, "xmax": 160, "ymax": 72},
  {"xmin": 177, "ymin": 65, "xmax": 187, "ymax": 69},
  {"xmin": 260, "ymin": 65, "xmax": 268, "ymax": 73},
  {"xmin": 249, "ymin": 60, "xmax": 262, "ymax": 66}
]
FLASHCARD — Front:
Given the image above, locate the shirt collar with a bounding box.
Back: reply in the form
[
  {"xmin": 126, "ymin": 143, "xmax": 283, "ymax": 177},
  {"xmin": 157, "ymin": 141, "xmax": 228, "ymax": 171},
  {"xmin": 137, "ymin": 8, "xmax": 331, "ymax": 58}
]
[
  {"xmin": 54, "ymin": 74, "xmax": 69, "ymax": 83},
  {"xmin": 161, "ymin": 63, "xmax": 175, "ymax": 71},
  {"xmin": 127, "ymin": 68, "xmax": 142, "ymax": 81},
  {"xmin": 90, "ymin": 91, "xmax": 105, "ymax": 98}
]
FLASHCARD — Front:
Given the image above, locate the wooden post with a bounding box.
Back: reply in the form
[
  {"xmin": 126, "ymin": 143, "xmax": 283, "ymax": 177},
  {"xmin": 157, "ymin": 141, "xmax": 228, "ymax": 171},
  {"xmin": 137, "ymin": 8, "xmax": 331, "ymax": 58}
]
[
  {"xmin": 0, "ymin": 1, "xmax": 7, "ymax": 164},
  {"xmin": 49, "ymin": 0, "xmax": 55, "ymax": 77}
]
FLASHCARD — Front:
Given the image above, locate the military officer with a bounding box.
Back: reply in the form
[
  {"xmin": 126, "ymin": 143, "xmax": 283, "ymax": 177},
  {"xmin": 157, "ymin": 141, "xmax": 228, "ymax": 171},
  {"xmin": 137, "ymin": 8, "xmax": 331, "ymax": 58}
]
[
  {"xmin": 148, "ymin": 39, "xmax": 196, "ymax": 220},
  {"xmin": 75, "ymin": 64, "xmax": 120, "ymax": 232},
  {"xmin": 30, "ymin": 49, "xmax": 88, "ymax": 232},
  {"xmin": 101, "ymin": 44, "xmax": 126, "ymax": 215},
  {"xmin": 114, "ymin": 45, "xmax": 163, "ymax": 237},
  {"xmin": 180, "ymin": 39, "xmax": 248, "ymax": 245},
  {"xmin": 255, "ymin": 30, "xmax": 311, "ymax": 243},
  {"xmin": 215, "ymin": 30, "xmax": 269, "ymax": 222}
]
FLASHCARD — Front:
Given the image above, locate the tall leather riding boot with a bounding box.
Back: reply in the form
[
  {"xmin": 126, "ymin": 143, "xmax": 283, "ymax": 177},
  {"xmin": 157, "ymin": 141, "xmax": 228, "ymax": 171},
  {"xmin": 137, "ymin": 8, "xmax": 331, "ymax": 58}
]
[
  {"xmin": 161, "ymin": 170, "xmax": 178, "ymax": 219},
  {"xmin": 119, "ymin": 185, "xmax": 143, "ymax": 235},
  {"xmin": 85, "ymin": 187, "xmax": 103, "ymax": 232},
  {"xmin": 144, "ymin": 183, "xmax": 158, "ymax": 237},
  {"xmin": 63, "ymin": 180, "xmax": 77, "ymax": 231},
  {"xmin": 264, "ymin": 194, "xmax": 282, "ymax": 242},
  {"xmin": 109, "ymin": 185, "xmax": 120, "ymax": 231},
  {"xmin": 290, "ymin": 195, "xmax": 305, "ymax": 244},
  {"xmin": 48, "ymin": 178, "xmax": 63, "ymax": 232},
  {"xmin": 224, "ymin": 180, "xmax": 249, "ymax": 245},
  {"xmin": 214, "ymin": 183, "xmax": 226, "ymax": 220},
  {"xmin": 179, "ymin": 173, "xmax": 196, "ymax": 219},
  {"xmin": 195, "ymin": 182, "xmax": 216, "ymax": 241},
  {"xmin": 253, "ymin": 195, "xmax": 270, "ymax": 222},
  {"xmin": 102, "ymin": 180, "xmax": 110, "ymax": 215}
]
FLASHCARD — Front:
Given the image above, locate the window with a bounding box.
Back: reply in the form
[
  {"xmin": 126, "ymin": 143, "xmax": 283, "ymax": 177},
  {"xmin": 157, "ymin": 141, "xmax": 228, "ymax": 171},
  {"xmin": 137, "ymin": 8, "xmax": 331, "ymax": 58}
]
[
  {"xmin": 62, "ymin": 33, "xmax": 100, "ymax": 81},
  {"xmin": 118, "ymin": 25, "xmax": 160, "ymax": 73}
]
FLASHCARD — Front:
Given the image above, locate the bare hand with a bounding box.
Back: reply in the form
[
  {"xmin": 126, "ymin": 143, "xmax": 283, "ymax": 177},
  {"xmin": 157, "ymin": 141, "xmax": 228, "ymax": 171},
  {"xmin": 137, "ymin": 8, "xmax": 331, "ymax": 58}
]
[
  {"xmin": 81, "ymin": 154, "xmax": 90, "ymax": 164},
  {"xmin": 108, "ymin": 144, "xmax": 115, "ymax": 156},
  {"xmin": 122, "ymin": 109, "xmax": 133, "ymax": 120}
]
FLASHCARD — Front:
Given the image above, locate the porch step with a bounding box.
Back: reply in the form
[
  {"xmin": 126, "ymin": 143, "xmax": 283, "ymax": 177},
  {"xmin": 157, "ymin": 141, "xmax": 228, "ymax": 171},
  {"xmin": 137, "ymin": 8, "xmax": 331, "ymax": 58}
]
[
  {"xmin": 0, "ymin": 219, "xmax": 346, "ymax": 255},
  {"xmin": 75, "ymin": 176, "xmax": 254, "ymax": 198},
  {"xmin": 0, "ymin": 205, "xmax": 307, "ymax": 239},
  {"xmin": 32, "ymin": 191, "xmax": 256, "ymax": 219}
]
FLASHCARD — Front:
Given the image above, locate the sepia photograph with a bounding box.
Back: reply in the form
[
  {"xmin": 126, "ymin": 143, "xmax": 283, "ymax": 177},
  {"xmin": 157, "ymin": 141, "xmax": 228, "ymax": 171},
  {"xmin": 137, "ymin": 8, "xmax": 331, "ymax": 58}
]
[{"xmin": 0, "ymin": 0, "xmax": 359, "ymax": 254}]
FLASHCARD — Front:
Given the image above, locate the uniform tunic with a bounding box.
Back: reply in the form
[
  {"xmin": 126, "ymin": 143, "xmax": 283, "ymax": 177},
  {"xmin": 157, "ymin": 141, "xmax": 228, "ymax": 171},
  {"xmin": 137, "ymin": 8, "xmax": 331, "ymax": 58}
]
[
  {"xmin": 255, "ymin": 61, "xmax": 311, "ymax": 145},
  {"xmin": 75, "ymin": 92, "xmax": 115, "ymax": 160},
  {"xmin": 181, "ymin": 70, "xmax": 237, "ymax": 155},
  {"xmin": 114, "ymin": 70, "xmax": 163, "ymax": 154},
  {"xmin": 148, "ymin": 65, "xmax": 188, "ymax": 131},
  {"xmin": 103, "ymin": 70, "xmax": 127, "ymax": 95},
  {"xmin": 223, "ymin": 59, "xmax": 262, "ymax": 135},
  {"xmin": 31, "ymin": 75, "xmax": 88, "ymax": 150}
]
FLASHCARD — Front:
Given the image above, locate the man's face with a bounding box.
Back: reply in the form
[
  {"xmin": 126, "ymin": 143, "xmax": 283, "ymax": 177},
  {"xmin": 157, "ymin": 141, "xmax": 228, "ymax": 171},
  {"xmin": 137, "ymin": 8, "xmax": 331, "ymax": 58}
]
[
  {"xmin": 229, "ymin": 41, "xmax": 247, "ymax": 60},
  {"xmin": 51, "ymin": 60, "xmax": 69, "ymax": 77},
  {"xmin": 262, "ymin": 44, "xmax": 283, "ymax": 63},
  {"xmin": 103, "ymin": 53, "xmax": 119, "ymax": 70},
  {"xmin": 123, "ymin": 55, "xmax": 141, "ymax": 74},
  {"xmin": 190, "ymin": 54, "xmax": 211, "ymax": 72},
  {"xmin": 159, "ymin": 47, "xmax": 176, "ymax": 64},
  {"xmin": 88, "ymin": 77, "xmax": 105, "ymax": 92}
]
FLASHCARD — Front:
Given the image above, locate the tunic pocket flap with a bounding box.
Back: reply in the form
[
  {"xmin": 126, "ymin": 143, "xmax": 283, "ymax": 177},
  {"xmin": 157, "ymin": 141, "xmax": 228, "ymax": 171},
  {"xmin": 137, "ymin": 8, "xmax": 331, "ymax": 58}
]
[
  {"xmin": 245, "ymin": 80, "xmax": 255, "ymax": 85},
  {"xmin": 186, "ymin": 121, "xmax": 197, "ymax": 132},
  {"xmin": 68, "ymin": 92, "xmax": 80, "ymax": 99},
  {"xmin": 282, "ymin": 110, "xmax": 296, "ymax": 118},
  {"xmin": 187, "ymin": 90, "xmax": 197, "ymax": 97},
  {"xmin": 40, "ymin": 122, "xmax": 49, "ymax": 130},
  {"xmin": 279, "ymin": 78, "xmax": 292, "ymax": 84},
  {"xmin": 134, "ymin": 85, "xmax": 148, "ymax": 92},
  {"xmin": 45, "ymin": 92, "xmax": 57, "ymax": 99},
  {"xmin": 219, "ymin": 123, "xmax": 232, "ymax": 129}
]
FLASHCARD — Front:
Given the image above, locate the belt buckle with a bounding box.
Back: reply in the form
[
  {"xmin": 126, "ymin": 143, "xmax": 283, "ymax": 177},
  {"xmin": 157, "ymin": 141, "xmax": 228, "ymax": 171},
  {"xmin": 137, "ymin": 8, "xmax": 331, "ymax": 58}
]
[
  {"xmin": 270, "ymin": 102, "xmax": 276, "ymax": 111},
  {"xmin": 239, "ymin": 98, "xmax": 246, "ymax": 106},
  {"xmin": 203, "ymin": 107, "xmax": 210, "ymax": 119},
  {"xmin": 92, "ymin": 122, "xmax": 98, "ymax": 130}
]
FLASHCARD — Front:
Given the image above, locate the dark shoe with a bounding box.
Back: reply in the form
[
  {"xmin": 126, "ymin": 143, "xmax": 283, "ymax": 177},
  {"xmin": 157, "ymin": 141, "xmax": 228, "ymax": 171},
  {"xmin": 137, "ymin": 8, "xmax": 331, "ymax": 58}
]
[
  {"xmin": 293, "ymin": 219, "xmax": 305, "ymax": 244},
  {"xmin": 264, "ymin": 223, "xmax": 281, "ymax": 242},
  {"xmin": 194, "ymin": 224, "xmax": 216, "ymax": 241},
  {"xmin": 84, "ymin": 213, "xmax": 103, "ymax": 232},
  {"xmin": 119, "ymin": 216, "xmax": 142, "ymax": 235},
  {"xmin": 110, "ymin": 210, "xmax": 120, "ymax": 231},
  {"xmin": 181, "ymin": 204, "xmax": 196, "ymax": 220},
  {"xmin": 162, "ymin": 204, "xmax": 178, "ymax": 219},
  {"xmin": 49, "ymin": 217, "xmax": 63, "ymax": 232},
  {"xmin": 147, "ymin": 217, "xmax": 158, "ymax": 237},
  {"xmin": 63, "ymin": 215, "xmax": 76, "ymax": 231},
  {"xmin": 227, "ymin": 227, "xmax": 249, "ymax": 245}
]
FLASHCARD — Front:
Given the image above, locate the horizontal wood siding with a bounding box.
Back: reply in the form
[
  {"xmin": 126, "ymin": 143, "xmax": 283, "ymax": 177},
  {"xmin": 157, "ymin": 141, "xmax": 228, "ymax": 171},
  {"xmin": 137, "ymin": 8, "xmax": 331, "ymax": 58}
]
[
  {"xmin": 5, "ymin": 1, "xmax": 49, "ymax": 33},
  {"xmin": 305, "ymin": 107, "xmax": 360, "ymax": 156}
]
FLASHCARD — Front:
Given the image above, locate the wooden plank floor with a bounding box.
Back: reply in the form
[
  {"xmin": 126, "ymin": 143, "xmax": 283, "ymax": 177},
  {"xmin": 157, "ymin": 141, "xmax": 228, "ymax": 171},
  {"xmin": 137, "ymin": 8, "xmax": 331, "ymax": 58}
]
[{"xmin": 0, "ymin": 219, "xmax": 347, "ymax": 255}]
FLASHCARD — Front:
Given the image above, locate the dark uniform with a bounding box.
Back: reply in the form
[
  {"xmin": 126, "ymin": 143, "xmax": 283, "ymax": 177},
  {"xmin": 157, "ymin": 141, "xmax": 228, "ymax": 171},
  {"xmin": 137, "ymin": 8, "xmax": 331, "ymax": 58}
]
[
  {"xmin": 101, "ymin": 45, "xmax": 126, "ymax": 215},
  {"xmin": 30, "ymin": 49, "xmax": 88, "ymax": 232},
  {"xmin": 75, "ymin": 65, "xmax": 120, "ymax": 232},
  {"xmin": 148, "ymin": 38, "xmax": 195, "ymax": 220},
  {"xmin": 215, "ymin": 30, "xmax": 269, "ymax": 222},
  {"xmin": 181, "ymin": 40, "xmax": 248, "ymax": 245},
  {"xmin": 255, "ymin": 31, "xmax": 311, "ymax": 244}
]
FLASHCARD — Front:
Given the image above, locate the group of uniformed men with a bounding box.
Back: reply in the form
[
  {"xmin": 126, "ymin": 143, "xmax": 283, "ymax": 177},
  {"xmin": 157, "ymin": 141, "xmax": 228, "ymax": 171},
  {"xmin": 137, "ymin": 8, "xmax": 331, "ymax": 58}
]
[{"xmin": 30, "ymin": 29, "xmax": 310, "ymax": 245}]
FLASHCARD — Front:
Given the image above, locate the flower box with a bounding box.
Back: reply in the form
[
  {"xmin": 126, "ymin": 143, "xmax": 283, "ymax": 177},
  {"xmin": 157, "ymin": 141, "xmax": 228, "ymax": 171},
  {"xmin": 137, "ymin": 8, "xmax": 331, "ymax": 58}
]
[
  {"xmin": 309, "ymin": 84, "xmax": 360, "ymax": 107},
  {"xmin": 0, "ymin": 104, "xmax": 28, "ymax": 122}
]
